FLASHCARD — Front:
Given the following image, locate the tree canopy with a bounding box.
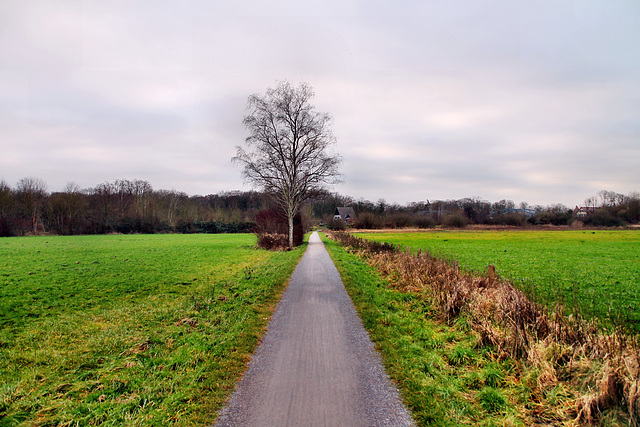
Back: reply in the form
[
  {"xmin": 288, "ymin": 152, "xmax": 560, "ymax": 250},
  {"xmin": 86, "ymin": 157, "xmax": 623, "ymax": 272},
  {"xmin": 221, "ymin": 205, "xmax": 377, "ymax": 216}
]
[{"xmin": 234, "ymin": 81, "xmax": 341, "ymax": 247}]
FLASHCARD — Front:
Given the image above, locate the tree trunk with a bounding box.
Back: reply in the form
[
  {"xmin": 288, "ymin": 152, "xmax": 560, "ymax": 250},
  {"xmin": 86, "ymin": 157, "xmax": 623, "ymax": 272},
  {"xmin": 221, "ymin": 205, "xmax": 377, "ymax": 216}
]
[
  {"xmin": 31, "ymin": 212, "xmax": 38, "ymax": 235},
  {"xmin": 288, "ymin": 214, "xmax": 294, "ymax": 249}
]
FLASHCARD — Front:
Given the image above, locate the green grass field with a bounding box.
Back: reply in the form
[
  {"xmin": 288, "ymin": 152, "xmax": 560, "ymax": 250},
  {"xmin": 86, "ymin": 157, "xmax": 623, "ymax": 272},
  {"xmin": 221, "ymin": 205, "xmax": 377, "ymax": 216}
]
[
  {"xmin": 0, "ymin": 234, "xmax": 305, "ymax": 426},
  {"xmin": 355, "ymin": 230, "xmax": 640, "ymax": 331}
]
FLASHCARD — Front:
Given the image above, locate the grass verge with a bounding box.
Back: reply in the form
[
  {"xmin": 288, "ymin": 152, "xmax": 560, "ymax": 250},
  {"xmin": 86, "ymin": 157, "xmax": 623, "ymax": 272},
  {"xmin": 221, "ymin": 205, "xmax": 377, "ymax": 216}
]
[
  {"xmin": 0, "ymin": 234, "xmax": 306, "ymax": 426},
  {"xmin": 322, "ymin": 232, "xmax": 637, "ymax": 426}
]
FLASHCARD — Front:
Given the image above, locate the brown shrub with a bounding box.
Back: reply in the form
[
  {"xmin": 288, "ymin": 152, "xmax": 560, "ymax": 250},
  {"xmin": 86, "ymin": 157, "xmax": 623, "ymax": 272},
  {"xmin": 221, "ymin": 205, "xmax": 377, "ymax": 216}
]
[
  {"xmin": 441, "ymin": 212, "xmax": 469, "ymax": 228},
  {"xmin": 328, "ymin": 218, "xmax": 346, "ymax": 230},
  {"xmin": 256, "ymin": 233, "xmax": 289, "ymax": 251},
  {"xmin": 353, "ymin": 212, "xmax": 383, "ymax": 229},
  {"xmin": 254, "ymin": 208, "xmax": 304, "ymax": 247}
]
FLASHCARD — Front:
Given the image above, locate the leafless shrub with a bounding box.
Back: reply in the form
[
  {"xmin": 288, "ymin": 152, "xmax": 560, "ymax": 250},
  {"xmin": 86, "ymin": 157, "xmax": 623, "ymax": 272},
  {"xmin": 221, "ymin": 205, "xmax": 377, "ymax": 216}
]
[
  {"xmin": 353, "ymin": 212, "xmax": 383, "ymax": 229},
  {"xmin": 257, "ymin": 233, "xmax": 289, "ymax": 251},
  {"xmin": 413, "ymin": 215, "xmax": 435, "ymax": 229},
  {"xmin": 441, "ymin": 212, "xmax": 469, "ymax": 228}
]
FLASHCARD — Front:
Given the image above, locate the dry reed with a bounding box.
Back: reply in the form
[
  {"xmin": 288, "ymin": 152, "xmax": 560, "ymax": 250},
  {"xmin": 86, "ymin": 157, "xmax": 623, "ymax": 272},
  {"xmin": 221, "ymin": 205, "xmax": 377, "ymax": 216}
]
[{"xmin": 327, "ymin": 231, "xmax": 640, "ymax": 425}]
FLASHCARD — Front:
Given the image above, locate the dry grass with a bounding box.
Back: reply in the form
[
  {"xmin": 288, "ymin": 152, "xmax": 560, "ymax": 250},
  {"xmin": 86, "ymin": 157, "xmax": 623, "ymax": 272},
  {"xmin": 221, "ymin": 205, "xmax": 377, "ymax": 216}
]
[
  {"xmin": 328, "ymin": 231, "xmax": 640, "ymax": 425},
  {"xmin": 256, "ymin": 233, "xmax": 290, "ymax": 250}
]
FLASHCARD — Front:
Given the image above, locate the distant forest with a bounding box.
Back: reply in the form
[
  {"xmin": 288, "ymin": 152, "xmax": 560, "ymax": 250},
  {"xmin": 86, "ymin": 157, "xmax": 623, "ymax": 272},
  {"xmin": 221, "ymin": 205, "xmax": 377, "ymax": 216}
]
[{"xmin": 1, "ymin": 177, "xmax": 638, "ymax": 237}]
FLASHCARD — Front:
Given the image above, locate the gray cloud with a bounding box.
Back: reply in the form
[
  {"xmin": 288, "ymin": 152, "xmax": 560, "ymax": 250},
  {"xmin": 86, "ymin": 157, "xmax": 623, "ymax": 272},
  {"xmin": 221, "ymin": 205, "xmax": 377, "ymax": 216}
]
[{"xmin": 1, "ymin": 0, "xmax": 638, "ymax": 206}]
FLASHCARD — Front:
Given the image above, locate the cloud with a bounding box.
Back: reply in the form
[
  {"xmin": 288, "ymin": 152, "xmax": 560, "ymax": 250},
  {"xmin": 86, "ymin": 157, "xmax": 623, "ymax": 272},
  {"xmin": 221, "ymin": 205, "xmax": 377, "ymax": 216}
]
[{"xmin": 1, "ymin": 0, "xmax": 638, "ymax": 207}]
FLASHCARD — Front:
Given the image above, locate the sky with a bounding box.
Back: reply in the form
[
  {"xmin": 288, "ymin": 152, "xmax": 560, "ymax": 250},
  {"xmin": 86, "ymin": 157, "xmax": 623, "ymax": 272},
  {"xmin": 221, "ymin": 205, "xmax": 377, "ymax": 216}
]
[{"xmin": 1, "ymin": 0, "xmax": 639, "ymax": 207}]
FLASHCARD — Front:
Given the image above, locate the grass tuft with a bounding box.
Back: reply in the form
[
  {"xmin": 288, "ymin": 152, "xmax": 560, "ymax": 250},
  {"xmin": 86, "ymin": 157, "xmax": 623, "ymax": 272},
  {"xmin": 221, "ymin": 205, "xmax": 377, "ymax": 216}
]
[
  {"xmin": 482, "ymin": 364, "xmax": 505, "ymax": 388},
  {"xmin": 478, "ymin": 387, "xmax": 507, "ymax": 413},
  {"xmin": 447, "ymin": 344, "xmax": 476, "ymax": 366}
]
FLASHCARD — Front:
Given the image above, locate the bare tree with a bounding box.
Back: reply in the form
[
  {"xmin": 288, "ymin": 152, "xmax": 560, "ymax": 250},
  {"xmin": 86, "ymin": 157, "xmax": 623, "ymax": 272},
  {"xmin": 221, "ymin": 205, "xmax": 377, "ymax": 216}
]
[
  {"xmin": 114, "ymin": 179, "xmax": 135, "ymax": 218},
  {"xmin": 16, "ymin": 177, "xmax": 48, "ymax": 234},
  {"xmin": 92, "ymin": 181, "xmax": 116, "ymax": 233},
  {"xmin": 584, "ymin": 196, "xmax": 598, "ymax": 210},
  {"xmin": 0, "ymin": 180, "xmax": 15, "ymax": 236},
  {"xmin": 50, "ymin": 182, "xmax": 85, "ymax": 235},
  {"xmin": 234, "ymin": 81, "xmax": 341, "ymax": 248},
  {"xmin": 0, "ymin": 179, "xmax": 13, "ymax": 217},
  {"xmin": 131, "ymin": 179, "xmax": 153, "ymax": 218}
]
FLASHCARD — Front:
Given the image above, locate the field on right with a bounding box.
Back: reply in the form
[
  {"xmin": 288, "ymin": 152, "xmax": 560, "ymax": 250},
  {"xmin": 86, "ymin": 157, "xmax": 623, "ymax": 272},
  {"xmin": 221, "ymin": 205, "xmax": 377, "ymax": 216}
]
[{"xmin": 355, "ymin": 229, "xmax": 640, "ymax": 331}]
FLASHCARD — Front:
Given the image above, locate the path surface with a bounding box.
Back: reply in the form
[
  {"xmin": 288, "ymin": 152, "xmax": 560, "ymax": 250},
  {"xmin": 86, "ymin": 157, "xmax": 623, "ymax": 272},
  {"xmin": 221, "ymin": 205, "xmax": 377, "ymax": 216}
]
[{"xmin": 214, "ymin": 232, "xmax": 414, "ymax": 427}]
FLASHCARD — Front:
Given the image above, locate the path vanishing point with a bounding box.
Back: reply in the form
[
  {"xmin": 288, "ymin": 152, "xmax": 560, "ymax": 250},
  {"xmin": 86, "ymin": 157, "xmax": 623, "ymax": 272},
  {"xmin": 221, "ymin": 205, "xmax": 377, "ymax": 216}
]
[{"xmin": 214, "ymin": 232, "xmax": 414, "ymax": 427}]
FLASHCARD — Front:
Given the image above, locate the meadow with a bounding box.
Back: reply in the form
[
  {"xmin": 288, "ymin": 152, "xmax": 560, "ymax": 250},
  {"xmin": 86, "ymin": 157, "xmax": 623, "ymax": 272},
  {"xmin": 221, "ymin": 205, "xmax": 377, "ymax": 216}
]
[
  {"xmin": 0, "ymin": 234, "xmax": 305, "ymax": 426},
  {"xmin": 355, "ymin": 229, "xmax": 640, "ymax": 331}
]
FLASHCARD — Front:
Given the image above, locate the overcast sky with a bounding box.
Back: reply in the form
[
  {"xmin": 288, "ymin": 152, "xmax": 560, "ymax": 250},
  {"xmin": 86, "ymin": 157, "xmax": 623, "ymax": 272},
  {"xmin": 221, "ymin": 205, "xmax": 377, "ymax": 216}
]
[{"xmin": 1, "ymin": 0, "xmax": 639, "ymax": 207}]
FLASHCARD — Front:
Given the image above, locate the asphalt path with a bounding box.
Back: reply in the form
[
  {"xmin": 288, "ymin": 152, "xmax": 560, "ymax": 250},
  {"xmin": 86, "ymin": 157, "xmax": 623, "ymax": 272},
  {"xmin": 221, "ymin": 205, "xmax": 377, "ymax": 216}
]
[{"xmin": 214, "ymin": 232, "xmax": 414, "ymax": 427}]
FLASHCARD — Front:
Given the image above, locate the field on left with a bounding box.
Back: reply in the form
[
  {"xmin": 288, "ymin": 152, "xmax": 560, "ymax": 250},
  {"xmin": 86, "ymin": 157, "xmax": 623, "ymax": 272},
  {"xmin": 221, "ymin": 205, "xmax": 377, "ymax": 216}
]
[{"xmin": 0, "ymin": 234, "xmax": 305, "ymax": 426}]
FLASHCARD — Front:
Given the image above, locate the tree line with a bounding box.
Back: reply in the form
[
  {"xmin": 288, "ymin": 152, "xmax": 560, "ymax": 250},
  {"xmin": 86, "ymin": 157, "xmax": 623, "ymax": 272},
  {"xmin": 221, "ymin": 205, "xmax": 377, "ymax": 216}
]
[
  {"xmin": 1, "ymin": 177, "xmax": 637, "ymax": 237},
  {"xmin": 318, "ymin": 191, "xmax": 640, "ymax": 229},
  {"xmin": 0, "ymin": 178, "xmax": 268, "ymax": 237}
]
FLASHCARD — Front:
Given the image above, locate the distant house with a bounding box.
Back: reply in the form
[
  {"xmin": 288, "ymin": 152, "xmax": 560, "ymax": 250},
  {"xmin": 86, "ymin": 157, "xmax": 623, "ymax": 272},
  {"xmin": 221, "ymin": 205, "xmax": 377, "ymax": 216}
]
[
  {"xmin": 334, "ymin": 207, "xmax": 356, "ymax": 224},
  {"xmin": 574, "ymin": 206, "xmax": 597, "ymax": 218}
]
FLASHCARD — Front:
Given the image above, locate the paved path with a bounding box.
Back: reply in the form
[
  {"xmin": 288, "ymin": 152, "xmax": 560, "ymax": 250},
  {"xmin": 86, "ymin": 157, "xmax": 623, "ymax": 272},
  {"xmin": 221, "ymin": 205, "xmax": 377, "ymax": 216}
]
[{"xmin": 214, "ymin": 232, "xmax": 414, "ymax": 427}]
